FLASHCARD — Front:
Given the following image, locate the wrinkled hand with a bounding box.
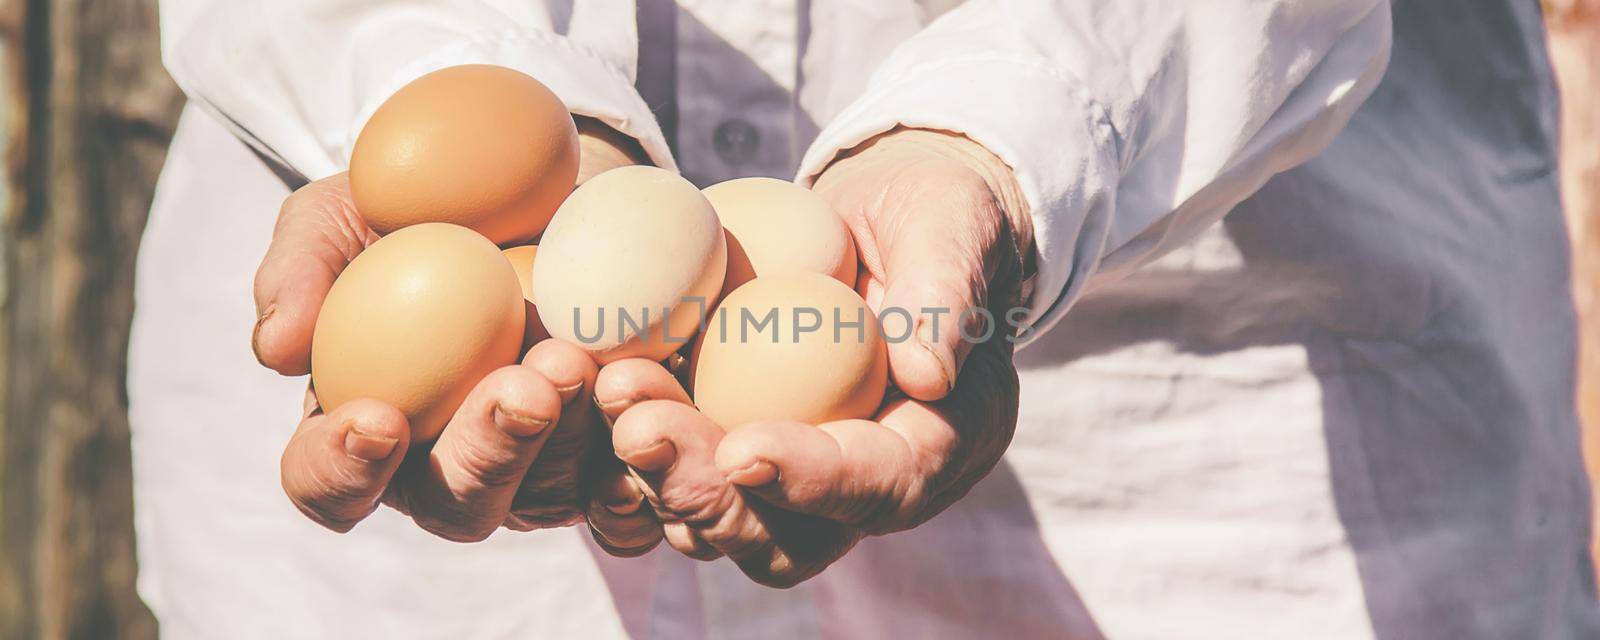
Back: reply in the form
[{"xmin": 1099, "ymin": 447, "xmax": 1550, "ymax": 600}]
[
  {"xmin": 257, "ymin": 119, "xmax": 662, "ymax": 548},
  {"xmin": 598, "ymin": 128, "xmax": 1033, "ymax": 586}
]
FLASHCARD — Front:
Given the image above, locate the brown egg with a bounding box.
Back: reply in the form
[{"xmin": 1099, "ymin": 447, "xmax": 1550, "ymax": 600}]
[
  {"xmin": 350, "ymin": 65, "xmax": 579, "ymax": 245},
  {"xmin": 503, "ymin": 245, "xmax": 550, "ymax": 352},
  {"xmin": 692, "ymin": 272, "xmax": 887, "ymax": 428},
  {"xmin": 702, "ymin": 177, "xmax": 857, "ymax": 297},
  {"xmin": 312, "ymin": 223, "xmax": 525, "ymax": 441},
  {"xmin": 534, "ymin": 166, "xmax": 726, "ymax": 364}
]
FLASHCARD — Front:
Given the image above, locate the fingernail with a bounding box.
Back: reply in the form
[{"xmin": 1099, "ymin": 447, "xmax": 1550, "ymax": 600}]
[
  {"xmin": 251, "ymin": 304, "xmax": 276, "ymax": 366},
  {"xmin": 554, "ymin": 381, "xmax": 585, "ymax": 405},
  {"xmin": 595, "ymin": 396, "xmax": 640, "ymax": 425},
  {"xmin": 589, "ymin": 523, "xmax": 659, "ymax": 558},
  {"xmin": 603, "ymin": 494, "xmax": 645, "ymax": 516},
  {"xmin": 513, "ymin": 508, "xmax": 583, "ymax": 528},
  {"xmin": 617, "ymin": 439, "xmax": 675, "ymax": 472},
  {"xmin": 915, "ymin": 316, "xmax": 959, "ymax": 393},
  {"xmin": 494, "ymin": 404, "xmax": 553, "ymax": 439},
  {"xmin": 726, "ymin": 460, "xmax": 778, "ymax": 487},
  {"xmin": 344, "ymin": 425, "xmax": 398, "ymax": 462}
]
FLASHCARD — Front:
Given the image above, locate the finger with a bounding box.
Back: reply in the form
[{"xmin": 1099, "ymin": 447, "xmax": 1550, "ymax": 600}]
[
  {"xmin": 716, "ymin": 338, "xmax": 1020, "ymax": 533},
  {"xmin": 611, "ymin": 400, "xmax": 730, "ymax": 559},
  {"xmin": 591, "ymin": 360, "xmax": 703, "ymax": 557},
  {"xmin": 730, "ymin": 498, "xmax": 860, "ymax": 589},
  {"xmin": 281, "ymin": 398, "xmax": 410, "ymax": 532},
  {"xmin": 611, "ymin": 400, "xmax": 720, "ymax": 511},
  {"xmin": 504, "ymin": 339, "xmax": 603, "ymax": 526},
  {"xmin": 587, "ymin": 519, "xmax": 664, "ymax": 558},
  {"xmin": 613, "ymin": 401, "xmax": 855, "ymax": 585},
  {"xmin": 403, "ymin": 365, "xmax": 562, "ymax": 542},
  {"xmin": 713, "ymin": 416, "xmax": 931, "ymax": 531},
  {"xmin": 593, "ymin": 358, "xmax": 692, "ymax": 425},
  {"xmin": 253, "ymin": 173, "xmax": 374, "ymax": 375},
  {"xmin": 584, "ymin": 457, "xmax": 663, "ymax": 557},
  {"xmin": 575, "ymin": 116, "xmax": 650, "ymax": 184},
  {"xmin": 577, "ymin": 351, "xmax": 666, "ymax": 552},
  {"xmin": 521, "ymin": 338, "xmax": 599, "ymax": 403},
  {"xmin": 662, "ymin": 522, "xmax": 722, "ymax": 561},
  {"xmin": 857, "ymin": 268, "xmax": 886, "ymax": 312},
  {"xmin": 873, "ymin": 190, "xmax": 1002, "ymax": 402}
]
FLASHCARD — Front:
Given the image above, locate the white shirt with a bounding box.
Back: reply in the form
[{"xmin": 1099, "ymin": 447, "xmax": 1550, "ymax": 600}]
[{"xmin": 132, "ymin": 1, "xmax": 1599, "ymax": 637}]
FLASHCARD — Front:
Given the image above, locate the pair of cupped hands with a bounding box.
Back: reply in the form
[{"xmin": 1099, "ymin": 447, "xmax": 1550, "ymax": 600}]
[{"xmin": 254, "ymin": 122, "xmax": 1033, "ymax": 587}]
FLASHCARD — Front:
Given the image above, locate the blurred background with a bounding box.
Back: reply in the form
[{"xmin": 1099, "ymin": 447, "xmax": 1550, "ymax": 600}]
[{"xmin": 0, "ymin": 1, "xmax": 1594, "ymax": 638}]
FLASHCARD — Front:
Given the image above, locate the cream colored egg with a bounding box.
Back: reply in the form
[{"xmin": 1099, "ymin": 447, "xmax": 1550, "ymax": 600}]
[
  {"xmin": 533, "ymin": 166, "xmax": 725, "ymax": 364},
  {"xmin": 350, "ymin": 65, "xmax": 579, "ymax": 244},
  {"xmin": 692, "ymin": 272, "xmax": 887, "ymax": 428},
  {"xmin": 312, "ymin": 223, "xmax": 525, "ymax": 441},
  {"xmin": 503, "ymin": 245, "xmax": 550, "ymax": 351},
  {"xmin": 702, "ymin": 177, "xmax": 857, "ymax": 297}
]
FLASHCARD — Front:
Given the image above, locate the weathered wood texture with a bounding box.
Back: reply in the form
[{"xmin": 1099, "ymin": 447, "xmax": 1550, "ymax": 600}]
[
  {"xmin": 1546, "ymin": 0, "xmax": 1600, "ymax": 576},
  {"xmin": 0, "ymin": 0, "xmax": 181, "ymax": 638}
]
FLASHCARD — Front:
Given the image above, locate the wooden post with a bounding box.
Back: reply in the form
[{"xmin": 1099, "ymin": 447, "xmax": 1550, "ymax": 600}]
[{"xmin": 0, "ymin": 0, "xmax": 181, "ymax": 637}]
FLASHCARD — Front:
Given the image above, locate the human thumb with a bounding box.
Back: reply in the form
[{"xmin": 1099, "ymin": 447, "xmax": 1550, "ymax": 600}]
[
  {"xmin": 816, "ymin": 129, "xmax": 1032, "ymax": 402},
  {"xmin": 873, "ymin": 187, "xmax": 1003, "ymax": 402}
]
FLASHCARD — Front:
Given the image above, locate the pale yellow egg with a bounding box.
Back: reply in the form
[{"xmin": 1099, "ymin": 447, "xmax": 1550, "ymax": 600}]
[{"xmin": 533, "ymin": 166, "xmax": 726, "ymax": 364}]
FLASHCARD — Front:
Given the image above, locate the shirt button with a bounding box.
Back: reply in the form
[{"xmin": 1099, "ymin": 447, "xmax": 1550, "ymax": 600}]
[{"xmin": 712, "ymin": 118, "xmax": 760, "ymax": 165}]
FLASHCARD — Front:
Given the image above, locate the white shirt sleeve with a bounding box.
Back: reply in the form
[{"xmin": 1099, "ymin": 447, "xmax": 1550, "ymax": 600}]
[
  {"xmin": 160, "ymin": 0, "xmax": 675, "ymax": 182},
  {"xmin": 796, "ymin": 0, "xmax": 1394, "ymax": 343}
]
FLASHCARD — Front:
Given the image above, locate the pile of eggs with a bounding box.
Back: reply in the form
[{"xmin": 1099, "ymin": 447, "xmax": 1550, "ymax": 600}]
[{"xmin": 310, "ymin": 65, "xmax": 887, "ymax": 440}]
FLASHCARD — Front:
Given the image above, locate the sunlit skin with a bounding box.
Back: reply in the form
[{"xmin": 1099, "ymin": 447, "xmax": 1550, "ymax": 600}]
[
  {"xmin": 596, "ymin": 128, "xmax": 1038, "ymax": 586},
  {"xmin": 258, "ymin": 124, "xmax": 1038, "ymax": 583},
  {"xmin": 256, "ymin": 119, "xmax": 657, "ymax": 546}
]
